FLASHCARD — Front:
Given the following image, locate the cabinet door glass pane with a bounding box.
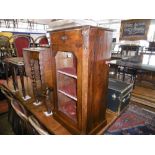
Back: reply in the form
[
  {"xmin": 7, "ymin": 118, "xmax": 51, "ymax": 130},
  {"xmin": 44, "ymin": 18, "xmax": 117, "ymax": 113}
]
[{"xmin": 55, "ymin": 51, "xmax": 77, "ymax": 122}]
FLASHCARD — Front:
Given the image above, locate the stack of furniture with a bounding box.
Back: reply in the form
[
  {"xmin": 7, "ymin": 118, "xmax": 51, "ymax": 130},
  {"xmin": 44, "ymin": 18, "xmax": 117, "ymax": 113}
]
[{"xmin": 1, "ymin": 25, "xmax": 113, "ymax": 135}]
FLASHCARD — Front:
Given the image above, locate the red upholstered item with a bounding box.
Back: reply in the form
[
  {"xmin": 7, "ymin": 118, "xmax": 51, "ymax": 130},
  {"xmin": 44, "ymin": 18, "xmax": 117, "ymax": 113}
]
[
  {"xmin": 0, "ymin": 80, "xmax": 5, "ymax": 85},
  {"xmin": 62, "ymin": 101, "xmax": 76, "ymax": 116},
  {"xmin": 0, "ymin": 100, "xmax": 8, "ymax": 114},
  {"xmin": 39, "ymin": 37, "xmax": 48, "ymax": 45},
  {"xmin": 60, "ymin": 100, "xmax": 77, "ymax": 121},
  {"xmin": 14, "ymin": 37, "xmax": 30, "ymax": 57}
]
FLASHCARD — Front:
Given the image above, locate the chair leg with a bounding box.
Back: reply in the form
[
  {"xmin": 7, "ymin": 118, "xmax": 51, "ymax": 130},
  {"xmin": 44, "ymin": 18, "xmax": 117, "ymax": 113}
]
[
  {"xmin": 132, "ymin": 75, "xmax": 136, "ymax": 89},
  {"xmin": 130, "ymin": 75, "xmax": 133, "ymax": 83},
  {"xmin": 123, "ymin": 68, "xmax": 125, "ymax": 81}
]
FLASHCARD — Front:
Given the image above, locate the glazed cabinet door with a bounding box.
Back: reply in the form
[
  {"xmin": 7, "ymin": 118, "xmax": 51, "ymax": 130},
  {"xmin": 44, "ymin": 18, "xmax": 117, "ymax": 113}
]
[{"xmin": 51, "ymin": 29, "xmax": 83, "ymax": 134}]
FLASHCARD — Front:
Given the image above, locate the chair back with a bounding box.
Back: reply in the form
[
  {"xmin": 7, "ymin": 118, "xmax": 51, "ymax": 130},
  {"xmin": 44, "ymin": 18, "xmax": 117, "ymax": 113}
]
[
  {"xmin": 0, "ymin": 35, "xmax": 10, "ymax": 49},
  {"xmin": 10, "ymin": 99, "xmax": 28, "ymax": 121},
  {"xmin": 11, "ymin": 35, "xmax": 35, "ymax": 57},
  {"xmin": 28, "ymin": 115, "xmax": 49, "ymax": 135},
  {"xmin": 0, "ymin": 35, "xmax": 11, "ymax": 59},
  {"xmin": 34, "ymin": 35, "xmax": 49, "ymax": 46}
]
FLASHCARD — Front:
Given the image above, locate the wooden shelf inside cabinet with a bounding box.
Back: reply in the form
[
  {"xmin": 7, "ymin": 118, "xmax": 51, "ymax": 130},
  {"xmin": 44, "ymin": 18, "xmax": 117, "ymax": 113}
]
[
  {"xmin": 57, "ymin": 67, "xmax": 77, "ymax": 79},
  {"xmin": 58, "ymin": 84, "xmax": 77, "ymax": 101}
]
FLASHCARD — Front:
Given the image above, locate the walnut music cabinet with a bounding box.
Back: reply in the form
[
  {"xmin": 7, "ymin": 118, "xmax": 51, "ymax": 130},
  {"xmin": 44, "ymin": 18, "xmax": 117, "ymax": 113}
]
[{"xmin": 50, "ymin": 26, "xmax": 112, "ymax": 134}]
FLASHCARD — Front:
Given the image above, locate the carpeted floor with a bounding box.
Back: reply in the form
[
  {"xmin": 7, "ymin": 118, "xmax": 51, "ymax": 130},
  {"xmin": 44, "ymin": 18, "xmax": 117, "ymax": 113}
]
[
  {"xmin": 105, "ymin": 103, "xmax": 155, "ymax": 135},
  {"xmin": 0, "ymin": 113, "xmax": 14, "ymax": 135}
]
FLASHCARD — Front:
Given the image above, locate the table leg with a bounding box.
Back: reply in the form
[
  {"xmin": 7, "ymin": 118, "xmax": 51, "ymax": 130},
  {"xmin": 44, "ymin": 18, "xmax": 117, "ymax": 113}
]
[
  {"xmin": 11, "ymin": 65, "xmax": 18, "ymax": 91},
  {"xmin": 114, "ymin": 65, "xmax": 118, "ymax": 78},
  {"xmin": 126, "ymin": 50, "xmax": 129, "ymax": 56},
  {"xmin": 121, "ymin": 49, "xmax": 123, "ymax": 57},
  {"xmin": 132, "ymin": 69, "xmax": 137, "ymax": 89},
  {"xmin": 19, "ymin": 66, "xmax": 26, "ymax": 98},
  {"xmin": 5, "ymin": 62, "xmax": 9, "ymax": 83},
  {"xmin": 14, "ymin": 66, "xmax": 18, "ymax": 90},
  {"xmin": 123, "ymin": 67, "xmax": 126, "ymax": 81}
]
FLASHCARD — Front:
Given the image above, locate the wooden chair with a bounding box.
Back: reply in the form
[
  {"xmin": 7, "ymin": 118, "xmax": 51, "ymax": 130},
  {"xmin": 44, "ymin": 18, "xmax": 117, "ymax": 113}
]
[
  {"xmin": 0, "ymin": 80, "xmax": 8, "ymax": 115},
  {"xmin": 0, "ymin": 85, "xmax": 14, "ymax": 123},
  {"xmin": 10, "ymin": 99, "xmax": 30, "ymax": 134},
  {"xmin": 0, "ymin": 36, "xmax": 13, "ymax": 79},
  {"xmin": 0, "ymin": 36, "xmax": 12, "ymax": 60},
  {"xmin": 11, "ymin": 34, "xmax": 35, "ymax": 57},
  {"xmin": 146, "ymin": 42, "xmax": 155, "ymax": 53},
  {"xmin": 28, "ymin": 115, "xmax": 50, "ymax": 135},
  {"xmin": 119, "ymin": 45, "xmax": 140, "ymax": 57},
  {"xmin": 10, "ymin": 105, "xmax": 50, "ymax": 135},
  {"xmin": 34, "ymin": 35, "xmax": 49, "ymax": 47},
  {"xmin": 118, "ymin": 66, "xmax": 137, "ymax": 82}
]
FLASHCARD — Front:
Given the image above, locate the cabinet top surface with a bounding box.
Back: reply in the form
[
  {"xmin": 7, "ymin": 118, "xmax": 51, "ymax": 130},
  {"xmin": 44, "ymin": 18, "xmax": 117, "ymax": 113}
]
[
  {"xmin": 23, "ymin": 47, "xmax": 49, "ymax": 52},
  {"xmin": 48, "ymin": 25, "xmax": 113, "ymax": 32}
]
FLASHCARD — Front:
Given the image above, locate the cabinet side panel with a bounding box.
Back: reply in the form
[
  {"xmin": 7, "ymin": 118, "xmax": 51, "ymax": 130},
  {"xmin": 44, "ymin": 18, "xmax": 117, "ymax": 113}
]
[
  {"xmin": 86, "ymin": 28, "xmax": 97, "ymax": 132},
  {"xmin": 88, "ymin": 29, "xmax": 112, "ymax": 134}
]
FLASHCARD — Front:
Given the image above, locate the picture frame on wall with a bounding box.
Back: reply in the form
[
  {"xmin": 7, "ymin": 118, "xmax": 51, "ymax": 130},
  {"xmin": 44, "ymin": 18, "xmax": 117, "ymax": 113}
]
[{"xmin": 119, "ymin": 19, "xmax": 151, "ymax": 41}]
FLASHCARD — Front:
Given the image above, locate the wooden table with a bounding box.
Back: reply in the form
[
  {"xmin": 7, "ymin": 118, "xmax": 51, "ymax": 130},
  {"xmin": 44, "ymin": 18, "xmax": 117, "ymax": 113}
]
[
  {"xmin": 110, "ymin": 54, "xmax": 155, "ymax": 72},
  {"xmin": 119, "ymin": 44, "xmax": 143, "ymax": 56},
  {"xmin": 4, "ymin": 57, "xmax": 26, "ymax": 98},
  {"xmin": 0, "ymin": 77, "xmax": 71, "ymax": 135},
  {"xmin": 109, "ymin": 54, "xmax": 155, "ymax": 88}
]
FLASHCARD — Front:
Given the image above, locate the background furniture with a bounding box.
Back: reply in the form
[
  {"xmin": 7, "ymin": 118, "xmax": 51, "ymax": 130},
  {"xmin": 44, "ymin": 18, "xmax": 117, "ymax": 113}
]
[
  {"xmin": 109, "ymin": 54, "xmax": 155, "ymax": 88},
  {"xmin": 11, "ymin": 35, "xmax": 35, "ymax": 57},
  {"xmin": 146, "ymin": 42, "xmax": 155, "ymax": 53},
  {"xmin": 10, "ymin": 99, "xmax": 29, "ymax": 134},
  {"xmin": 119, "ymin": 44, "xmax": 142, "ymax": 57},
  {"xmin": 49, "ymin": 25, "xmax": 112, "ymax": 134},
  {"xmin": 0, "ymin": 80, "xmax": 8, "ymax": 115},
  {"xmin": 4, "ymin": 57, "xmax": 25, "ymax": 97},
  {"xmin": 34, "ymin": 35, "xmax": 49, "ymax": 47},
  {"xmin": 0, "ymin": 36, "xmax": 12, "ymax": 59},
  {"xmin": 107, "ymin": 78, "xmax": 133, "ymax": 114},
  {"xmin": 0, "ymin": 36, "xmax": 13, "ymax": 79},
  {"xmin": 131, "ymin": 85, "xmax": 155, "ymax": 108},
  {"xmin": 23, "ymin": 47, "xmax": 53, "ymax": 111}
]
